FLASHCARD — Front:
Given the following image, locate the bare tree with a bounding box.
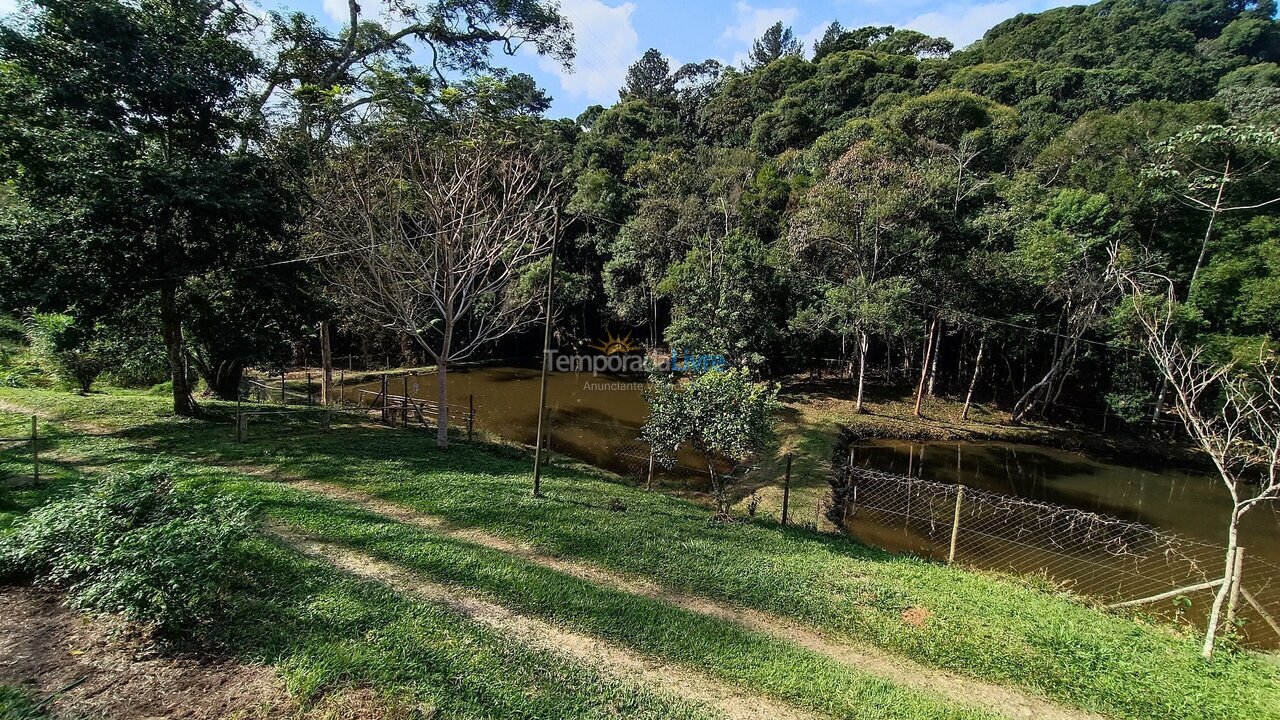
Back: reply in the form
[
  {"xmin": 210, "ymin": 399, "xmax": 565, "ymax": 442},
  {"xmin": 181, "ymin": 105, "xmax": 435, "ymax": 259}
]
[
  {"xmin": 1114, "ymin": 263, "xmax": 1280, "ymax": 659},
  {"xmin": 308, "ymin": 124, "xmax": 560, "ymax": 447}
]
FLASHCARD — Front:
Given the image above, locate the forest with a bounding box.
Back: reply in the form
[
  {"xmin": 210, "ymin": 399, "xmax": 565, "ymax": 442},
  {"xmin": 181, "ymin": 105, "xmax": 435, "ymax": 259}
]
[{"xmin": 1, "ymin": 0, "xmax": 1278, "ymax": 432}]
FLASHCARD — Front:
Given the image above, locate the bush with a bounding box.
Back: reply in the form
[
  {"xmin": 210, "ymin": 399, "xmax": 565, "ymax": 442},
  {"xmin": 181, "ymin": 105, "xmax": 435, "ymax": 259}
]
[
  {"xmin": 23, "ymin": 312, "xmax": 109, "ymax": 393},
  {"xmin": 0, "ymin": 466, "xmax": 254, "ymax": 635}
]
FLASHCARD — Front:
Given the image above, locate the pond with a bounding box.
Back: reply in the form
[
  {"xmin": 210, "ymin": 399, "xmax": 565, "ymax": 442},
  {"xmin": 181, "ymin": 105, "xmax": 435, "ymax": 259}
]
[
  {"xmin": 845, "ymin": 440, "xmax": 1280, "ymax": 647},
  {"xmin": 342, "ymin": 365, "xmax": 713, "ymax": 483}
]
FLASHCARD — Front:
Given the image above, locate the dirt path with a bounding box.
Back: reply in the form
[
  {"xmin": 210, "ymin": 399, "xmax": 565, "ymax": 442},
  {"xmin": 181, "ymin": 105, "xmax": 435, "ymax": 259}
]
[
  {"xmin": 0, "ymin": 402, "xmax": 1108, "ymax": 720},
  {"xmin": 272, "ymin": 476, "xmax": 1105, "ymax": 720},
  {"xmin": 270, "ymin": 525, "xmax": 817, "ymax": 720}
]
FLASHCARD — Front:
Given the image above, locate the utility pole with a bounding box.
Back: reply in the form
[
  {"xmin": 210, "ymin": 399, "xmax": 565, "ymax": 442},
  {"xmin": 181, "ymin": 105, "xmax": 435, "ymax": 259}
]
[
  {"xmin": 320, "ymin": 320, "xmax": 333, "ymax": 405},
  {"xmin": 532, "ymin": 209, "xmax": 560, "ymax": 497}
]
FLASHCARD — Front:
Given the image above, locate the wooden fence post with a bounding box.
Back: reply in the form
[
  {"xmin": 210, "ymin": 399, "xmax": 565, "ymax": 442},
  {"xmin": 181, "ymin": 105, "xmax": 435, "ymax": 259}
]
[
  {"xmin": 307, "ymin": 371, "xmax": 313, "ymax": 405},
  {"xmin": 948, "ymin": 485, "xmax": 966, "ymax": 564},
  {"xmin": 781, "ymin": 453, "xmax": 793, "ymax": 527},
  {"xmin": 467, "ymin": 394, "xmax": 474, "ymax": 441},
  {"xmin": 381, "ymin": 374, "xmax": 388, "ymax": 424},
  {"xmin": 1225, "ymin": 547, "xmax": 1246, "ymax": 628},
  {"xmin": 280, "ymin": 371, "xmax": 286, "ymax": 405},
  {"xmin": 402, "ymin": 376, "xmax": 409, "ymax": 428},
  {"xmin": 339, "ymin": 370, "xmax": 345, "ymax": 406},
  {"xmin": 30, "ymin": 415, "xmax": 39, "ymax": 482}
]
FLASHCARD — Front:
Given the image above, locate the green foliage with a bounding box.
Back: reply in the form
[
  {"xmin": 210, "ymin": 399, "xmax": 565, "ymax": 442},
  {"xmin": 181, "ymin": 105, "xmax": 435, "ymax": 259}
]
[
  {"xmin": 0, "ymin": 466, "xmax": 254, "ymax": 635},
  {"xmin": 643, "ymin": 367, "xmax": 779, "ymax": 515},
  {"xmin": 23, "ymin": 312, "xmax": 108, "ymax": 393}
]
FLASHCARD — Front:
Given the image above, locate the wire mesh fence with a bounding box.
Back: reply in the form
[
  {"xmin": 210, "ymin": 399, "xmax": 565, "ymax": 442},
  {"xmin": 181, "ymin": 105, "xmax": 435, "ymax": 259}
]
[{"xmin": 830, "ymin": 465, "xmax": 1280, "ymax": 646}]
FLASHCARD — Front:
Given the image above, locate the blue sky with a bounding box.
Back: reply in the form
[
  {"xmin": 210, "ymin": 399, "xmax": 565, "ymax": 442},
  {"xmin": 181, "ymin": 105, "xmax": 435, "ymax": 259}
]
[{"xmin": 0, "ymin": 0, "xmax": 1080, "ymax": 118}]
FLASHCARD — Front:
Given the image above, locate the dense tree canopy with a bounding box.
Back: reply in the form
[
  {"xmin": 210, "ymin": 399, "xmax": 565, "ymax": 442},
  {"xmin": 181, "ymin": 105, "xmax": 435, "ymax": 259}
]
[{"xmin": 2, "ymin": 0, "xmax": 1279, "ymax": 431}]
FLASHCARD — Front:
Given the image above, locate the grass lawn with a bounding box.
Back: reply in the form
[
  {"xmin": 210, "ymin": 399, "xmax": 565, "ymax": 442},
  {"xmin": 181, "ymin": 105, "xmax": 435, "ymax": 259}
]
[{"xmin": 2, "ymin": 385, "xmax": 1278, "ymax": 720}]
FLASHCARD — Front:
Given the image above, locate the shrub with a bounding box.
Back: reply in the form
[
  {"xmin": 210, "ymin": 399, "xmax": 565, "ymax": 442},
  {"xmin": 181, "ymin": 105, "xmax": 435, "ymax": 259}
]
[
  {"xmin": 0, "ymin": 466, "xmax": 254, "ymax": 635},
  {"xmin": 23, "ymin": 312, "xmax": 109, "ymax": 393}
]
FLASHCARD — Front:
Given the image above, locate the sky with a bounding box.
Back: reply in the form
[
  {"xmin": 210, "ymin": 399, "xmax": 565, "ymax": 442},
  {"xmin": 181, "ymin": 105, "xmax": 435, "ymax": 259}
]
[{"xmin": 0, "ymin": 0, "xmax": 1080, "ymax": 118}]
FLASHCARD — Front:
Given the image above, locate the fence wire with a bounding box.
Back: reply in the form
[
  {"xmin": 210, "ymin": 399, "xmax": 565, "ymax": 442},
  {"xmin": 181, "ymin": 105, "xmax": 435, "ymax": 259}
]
[{"xmin": 831, "ymin": 466, "xmax": 1280, "ymax": 645}]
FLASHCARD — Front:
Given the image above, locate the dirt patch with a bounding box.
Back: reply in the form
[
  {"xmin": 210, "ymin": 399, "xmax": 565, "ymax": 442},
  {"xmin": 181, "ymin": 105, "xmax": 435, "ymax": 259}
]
[
  {"xmin": 0, "ymin": 587, "xmax": 291, "ymax": 719},
  {"xmin": 901, "ymin": 607, "xmax": 932, "ymax": 628},
  {"xmin": 0, "ymin": 588, "xmax": 423, "ymax": 720}
]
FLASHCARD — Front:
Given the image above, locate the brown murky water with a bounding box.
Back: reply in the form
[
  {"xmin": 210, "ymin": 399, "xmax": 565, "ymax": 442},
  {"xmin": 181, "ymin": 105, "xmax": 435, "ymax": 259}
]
[{"xmin": 344, "ymin": 365, "xmax": 711, "ymax": 481}]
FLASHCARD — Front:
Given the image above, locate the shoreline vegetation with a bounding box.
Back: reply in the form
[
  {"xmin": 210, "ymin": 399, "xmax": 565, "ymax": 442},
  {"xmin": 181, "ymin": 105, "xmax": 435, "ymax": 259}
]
[{"xmin": 2, "ymin": 385, "xmax": 1277, "ymax": 720}]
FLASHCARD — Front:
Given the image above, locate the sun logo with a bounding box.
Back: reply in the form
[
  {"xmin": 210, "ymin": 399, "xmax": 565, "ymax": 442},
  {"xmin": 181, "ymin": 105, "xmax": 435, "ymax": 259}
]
[{"xmin": 588, "ymin": 330, "xmax": 641, "ymax": 355}]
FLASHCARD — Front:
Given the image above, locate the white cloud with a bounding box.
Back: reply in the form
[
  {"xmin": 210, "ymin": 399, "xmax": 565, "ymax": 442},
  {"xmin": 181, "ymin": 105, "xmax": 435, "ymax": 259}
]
[
  {"xmin": 533, "ymin": 0, "xmax": 640, "ymax": 105},
  {"xmin": 0, "ymin": 0, "xmax": 16, "ymax": 17},
  {"xmin": 322, "ymin": 0, "xmax": 348, "ymax": 25},
  {"xmin": 720, "ymin": 1, "xmax": 800, "ymax": 66},
  {"xmin": 903, "ymin": 0, "xmax": 1069, "ymax": 50}
]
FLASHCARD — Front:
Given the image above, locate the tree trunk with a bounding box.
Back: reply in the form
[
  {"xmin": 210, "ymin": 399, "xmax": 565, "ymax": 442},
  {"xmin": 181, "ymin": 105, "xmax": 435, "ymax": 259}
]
[
  {"xmin": 927, "ymin": 320, "xmax": 942, "ymax": 397},
  {"xmin": 160, "ymin": 285, "xmax": 196, "ymax": 416},
  {"xmin": 1202, "ymin": 510, "xmax": 1241, "ymax": 659},
  {"xmin": 320, "ymin": 320, "xmax": 333, "ymax": 405},
  {"xmin": 1151, "ymin": 376, "xmax": 1168, "ymax": 425},
  {"xmin": 436, "ymin": 360, "xmax": 449, "ymax": 449},
  {"xmin": 1189, "ymin": 161, "xmax": 1229, "ymax": 296},
  {"xmin": 707, "ymin": 458, "xmax": 728, "ymax": 518},
  {"xmin": 1012, "ymin": 334, "xmax": 1079, "ymax": 423},
  {"xmin": 855, "ymin": 331, "xmax": 868, "ymax": 413},
  {"xmin": 914, "ymin": 316, "xmax": 937, "ymax": 417},
  {"xmin": 962, "ymin": 336, "xmax": 985, "ymax": 421}
]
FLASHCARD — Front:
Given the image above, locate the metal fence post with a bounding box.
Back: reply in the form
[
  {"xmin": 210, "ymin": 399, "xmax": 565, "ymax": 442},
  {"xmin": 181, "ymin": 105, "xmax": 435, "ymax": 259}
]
[
  {"xmin": 948, "ymin": 485, "xmax": 966, "ymax": 564},
  {"xmin": 307, "ymin": 371, "xmax": 313, "ymax": 405},
  {"xmin": 402, "ymin": 376, "xmax": 409, "ymax": 428},
  {"xmin": 646, "ymin": 445, "xmax": 655, "ymax": 490},
  {"xmin": 280, "ymin": 371, "xmax": 286, "ymax": 405},
  {"xmin": 467, "ymin": 394, "xmax": 474, "ymax": 441},
  {"xmin": 30, "ymin": 415, "xmax": 39, "ymax": 482},
  {"xmin": 781, "ymin": 453, "xmax": 793, "ymax": 527}
]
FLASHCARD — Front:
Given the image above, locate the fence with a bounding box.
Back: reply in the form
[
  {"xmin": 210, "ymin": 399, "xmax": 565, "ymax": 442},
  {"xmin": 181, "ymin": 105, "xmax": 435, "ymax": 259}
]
[
  {"xmin": 831, "ymin": 465, "xmax": 1280, "ymax": 646},
  {"xmin": 236, "ymin": 374, "xmax": 477, "ymax": 443},
  {"xmin": 0, "ymin": 415, "xmax": 40, "ymax": 483}
]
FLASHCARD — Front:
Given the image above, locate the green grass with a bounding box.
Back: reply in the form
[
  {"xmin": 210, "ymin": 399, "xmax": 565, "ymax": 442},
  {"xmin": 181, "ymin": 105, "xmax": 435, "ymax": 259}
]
[
  {"xmin": 217, "ymin": 537, "xmax": 717, "ymax": 720},
  {"xmin": 0, "ymin": 686, "xmax": 49, "ymax": 720},
  {"xmin": 4, "ymin": 386, "xmax": 1280, "ymax": 720},
  {"xmin": 235, "ymin": 479, "xmax": 996, "ymax": 720}
]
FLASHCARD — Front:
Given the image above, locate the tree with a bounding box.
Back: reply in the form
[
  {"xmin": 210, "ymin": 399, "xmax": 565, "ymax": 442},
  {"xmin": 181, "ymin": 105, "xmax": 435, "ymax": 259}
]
[
  {"xmin": 0, "ymin": 0, "xmax": 289, "ymax": 416},
  {"xmin": 643, "ymin": 367, "xmax": 779, "ymax": 518},
  {"xmin": 1114, "ymin": 265, "xmax": 1280, "ymax": 659},
  {"xmin": 621, "ymin": 49, "xmax": 674, "ymax": 101},
  {"xmin": 307, "ymin": 122, "xmax": 561, "ymax": 448},
  {"xmin": 1146, "ymin": 124, "xmax": 1280, "ymax": 292},
  {"xmin": 254, "ymin": 0, "xmax": 572, "ymax": 148},
  {"xmin": 788, "ymin": 142, "xmax": 941, "ymax": 411},
  {"xmin": 747, "ymin": 21, "xmax": 802, "ymax": 70}
]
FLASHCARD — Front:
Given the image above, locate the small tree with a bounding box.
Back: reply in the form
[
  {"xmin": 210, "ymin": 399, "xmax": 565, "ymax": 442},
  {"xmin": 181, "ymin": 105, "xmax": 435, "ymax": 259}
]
[
  {"xmin": 24, "ymin": 312, "xmax": 107, "ymax": 394},
  {"xmin": 308, "ymin": 121, "xmax": 560, "ymax": 448},
  {"xmin": 643, "ymin": 367, "xmax": 779, "ymax": 518},
  {"xmin": 1114, "ymin": 265, "xmax": 1280, "ymax": 659}
]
